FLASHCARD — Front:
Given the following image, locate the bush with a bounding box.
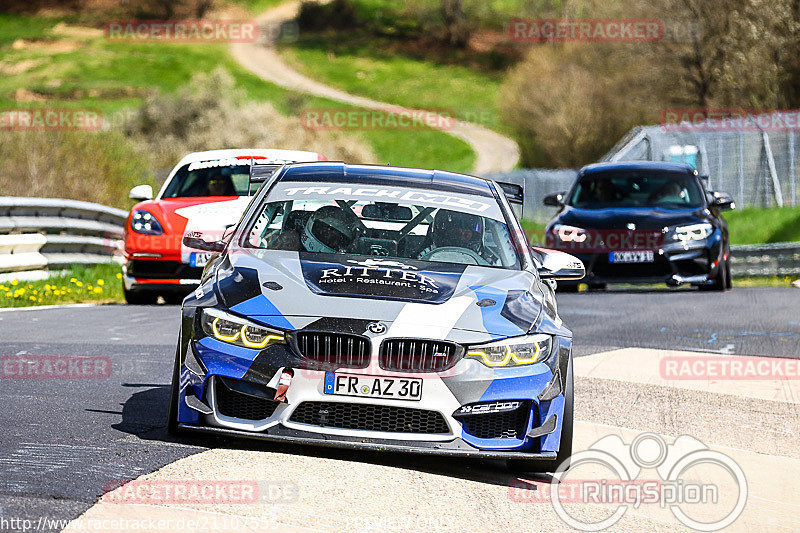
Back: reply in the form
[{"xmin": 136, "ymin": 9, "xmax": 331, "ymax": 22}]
[
  {"xmin": 297, "ymin": 0, "xmax": 358, "ymax": 32},
  {"xmin": 123, "ymin": 67, "xmax": 376, "ymax": 170},
  {"xmin": 0, "ymin": 128, "xmax": 154, "ymax": 208}
]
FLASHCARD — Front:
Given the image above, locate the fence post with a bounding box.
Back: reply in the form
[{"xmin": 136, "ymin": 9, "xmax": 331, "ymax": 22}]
[
  {"xmin": 790, "ymin": 130, "xmax": 797, "ymax": 206},
  {"xmin": 762, "ymin": 131, "xmax": 784, "ymax": 207},
  {"xmin": 738, "ymin": 134, "xmax": 745, "ymax": 203}
]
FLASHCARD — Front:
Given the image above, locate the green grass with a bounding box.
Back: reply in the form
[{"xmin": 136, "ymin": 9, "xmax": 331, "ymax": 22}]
[
  {"xmin": 724, "ymin": 206, "xmax": 800, "ymax": 245},
  {"xmin": 0, "ymin": 264, "xmax": 123, "ymax": 307},
  {"xmin": 0, "ymin": 15, "xmax": 474, "ymax": 172},
  {"xmin": 279, "ymin": 34, "xmax": 506, "ymax": 133}
]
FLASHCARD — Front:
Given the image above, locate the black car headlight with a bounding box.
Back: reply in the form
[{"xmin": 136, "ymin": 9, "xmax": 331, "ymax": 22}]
[
  {"xmin": 200, "ymin": 308, "xmax": 285, "ymax": 349},
  {"xmin": 466, "ymin": 334, "xmax": 555, "ymax": 367},
  {"xmin": 131, "ymin": 210, "xmax": 164, "ymax": 235}
]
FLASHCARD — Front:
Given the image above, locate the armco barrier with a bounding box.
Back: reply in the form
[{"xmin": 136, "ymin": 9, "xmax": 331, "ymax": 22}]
[
  {"xmin": 0, "ymin": 197, "xmax": 127, "ymax": 274},
  {"xmin": 730, "ymin": 242, "xmax": 800, "ymax": 277}
]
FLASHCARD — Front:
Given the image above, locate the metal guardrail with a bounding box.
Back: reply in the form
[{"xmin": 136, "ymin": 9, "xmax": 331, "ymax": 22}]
[
  {"xmin": 0, "ymin": 197, "xmax": 127, "ymax": 274},
  {"xmin": 730, "ymin": 242, "xmax": 800, "ymax": 277}
]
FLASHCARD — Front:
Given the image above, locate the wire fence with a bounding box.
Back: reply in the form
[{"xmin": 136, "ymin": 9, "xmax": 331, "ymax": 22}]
[{"xmin": 601, "ymin": 114, "xmax": 800, "ymax": 208}]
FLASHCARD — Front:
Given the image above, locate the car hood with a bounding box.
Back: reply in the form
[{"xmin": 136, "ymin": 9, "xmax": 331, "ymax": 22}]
[
  {"xmin": 553, "ymin": 206, "xmax": 710, "ymax": 230},
  {"xmin": 210, "ymin": 250, "xmax": 550, "ymax": 342}
]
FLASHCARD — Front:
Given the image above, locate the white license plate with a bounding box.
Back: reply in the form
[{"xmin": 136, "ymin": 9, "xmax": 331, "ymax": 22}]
[
  {"xmin": 324, "ymin": 372, "xmax": 422, "ymax": 401},
  {"xmin": 609, "ymin": 250, "xmax": 655, "ymax": 263},
  {"xmin": 190, "ymin": 252, "xmax": 213, "ymax": 267}
]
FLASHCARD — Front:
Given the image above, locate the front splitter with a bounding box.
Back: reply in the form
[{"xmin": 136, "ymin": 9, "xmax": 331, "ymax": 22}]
[{"xmin": 177, "ymin": 423, "xmax": 558, "ymax": 460}]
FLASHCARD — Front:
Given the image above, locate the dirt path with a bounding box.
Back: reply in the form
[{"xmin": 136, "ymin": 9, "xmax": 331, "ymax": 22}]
[{"xmin": 229, "ymin": 1, "xmax": 520, "ymax": 174}]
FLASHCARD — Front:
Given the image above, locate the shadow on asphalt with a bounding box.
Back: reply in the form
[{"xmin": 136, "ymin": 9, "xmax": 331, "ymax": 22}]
[{"xmin": 107, "ymin": 383, "xmax": 554, "ymax": 488}]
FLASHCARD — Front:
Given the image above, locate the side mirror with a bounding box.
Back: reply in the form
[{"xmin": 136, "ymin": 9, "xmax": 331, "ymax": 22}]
[
  {"xmin": 543, "ymin": 192, "xmax": 565, "ymax": 207},
  {"xmin": 531, "ymin": 246, "xmax": 585, "ymax": 280},
  {"xmin": 183, "ymin": 232, "xmax": 227, "ymax": 253},
  {"xmin": 709, "ymin": 191, "xmax": 735, "ymax": 210},
  {"xmin": 129, "ymin": 184, "xmax": 153, "ymax": 201}
]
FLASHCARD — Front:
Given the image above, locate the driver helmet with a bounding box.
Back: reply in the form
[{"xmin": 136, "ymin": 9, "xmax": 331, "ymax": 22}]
[
  {"xmin": 432, "ymin": 209, "xmax": 483, "ymax": 251},
  {"xmin": 302, "ymin": 205, "xmax": 356, "ymax": 253}
]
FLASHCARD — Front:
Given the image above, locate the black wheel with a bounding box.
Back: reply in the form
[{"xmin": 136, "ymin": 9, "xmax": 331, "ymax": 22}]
[
  {"xmin": 507, "ymin": 356, "xmax": 574, "ymax": 473},
  {"xmin": 166, "ymin": 344, "xmax": 182, "ymax": 436},
  {"xmin": 588, "ymin": 283, "xmax": 607, "ymax": 290},
  {"xmin": 556, "ymin": 283, "xmax": 579, "ymax": 293},
  {"xmin": 700, "ymin": 260, "xmax": 728, "ymax": 292},
  {"xmin": 164, "ymin": 293, "xmax": 187, "ymax": 305},
  {"xmin": 124, "ymin": 288, "xmax": 158, "ymax": 305},
  {"xmin": 725, "ymin": 258, "xmax": 732, "ymax": 289}
]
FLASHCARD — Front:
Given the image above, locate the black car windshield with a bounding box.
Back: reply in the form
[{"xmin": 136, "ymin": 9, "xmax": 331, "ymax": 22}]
[
  {"xmin": 162, "ymin": 163, "xmax": 252, "ymax": 198},
  {"xmin": 568, "ymin": 171, "xmax": 705, "ymax": 208},
  {"xmin": 243, "ymin": 182, "xmax": 521, "ymax": 269}
]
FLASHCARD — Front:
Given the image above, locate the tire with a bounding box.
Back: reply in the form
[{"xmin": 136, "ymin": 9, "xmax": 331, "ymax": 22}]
[
  {"xmin": 507, "ymin": 356, "xmax": 574, "ymax": 473},
  {"xmin": 164, "ymin": 293, "xmax": 187, "ymax": 306},
  {"xmin": 700, "ymin": 259, "xmax": 728, "ymax": 292},
  {"xmin": 124, "ymin": 288, "xmax": 158, "ymax": 305},
  {"xmin": 166, "ymin": 344, "xmax": 182, "ymax": 436},
  {"xmin": 588, "ymin": 283, "xmax": 607, "ymax": 290},
  {"xmin": 725, "ymin": 258, "xmax": 733, "ymax": 289}
]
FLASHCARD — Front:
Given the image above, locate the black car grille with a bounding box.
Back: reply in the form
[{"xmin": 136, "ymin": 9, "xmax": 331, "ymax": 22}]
[
  {"xmin": 457, "ymin": 402, "xmax": 531, "ymax": 440},
  {"xmin": 128, "ymin": 260, "xmax": 204, "ymax": 279},
  {"xmin": 293, "ymin": 332, "xmax": 371, "ymax": 369},
  {"xmin": 215, "ymin": 379, "xmax": 280, "ymax": 421},
  {"xmin": 379, "ymin": 339, "xmax": 461, "ymax": 372},
  {"xmin": 289, "ymin": 401, "xmax": 450, "ymax": 434}
]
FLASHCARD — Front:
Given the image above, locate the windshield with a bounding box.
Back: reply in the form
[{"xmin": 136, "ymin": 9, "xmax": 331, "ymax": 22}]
[
  {"xmin": 244, "ymin": 182, "xmax": 521, "ymax": 269},
  {"xmin": 568, "ymin": 171, "xmax": 705, "ymax": 208},
  {"xmin": 162, "ymin": 163, "xmax": 251, "ymax": 198}
]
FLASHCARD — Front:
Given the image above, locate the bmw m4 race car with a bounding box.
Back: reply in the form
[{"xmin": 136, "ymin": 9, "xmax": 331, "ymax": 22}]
[
  {"xmin": 167, "ymin": 162, "xmax": 585, "ymax": 471},
  {"xmin": 123, "ymin": 149, "xmax": 326, "ymax": 304},
  {"xmin": 544, "ymin": 161, "xmax": 735, "ymax": 291}
]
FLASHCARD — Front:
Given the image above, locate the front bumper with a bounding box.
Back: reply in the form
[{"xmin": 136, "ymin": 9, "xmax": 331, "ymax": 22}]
[
  {"xmin": 556, "ymin": 233, "xmax": 725, "ymax": 286},
  {"xmin": 123, "ymin": 258, "xmax": 203, "ymax": 292},
  {"xmin": 176, "ymin": 334, "xmax": 570, "ymax": 456}
]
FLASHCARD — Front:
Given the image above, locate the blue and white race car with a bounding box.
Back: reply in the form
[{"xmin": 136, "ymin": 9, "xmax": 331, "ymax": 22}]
[{"xmin": 168, "ymin": 162, "xmax": 584, "ymax": 471}]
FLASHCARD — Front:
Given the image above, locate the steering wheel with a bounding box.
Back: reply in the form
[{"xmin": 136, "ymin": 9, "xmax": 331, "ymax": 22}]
[{"xmin": 418, "ymin": 246, "xmax": 490, "ymax": 266}]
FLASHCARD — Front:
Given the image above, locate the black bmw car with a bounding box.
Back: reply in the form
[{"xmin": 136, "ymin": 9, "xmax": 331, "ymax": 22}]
[{"xmin": 543, "ymin": 161, "xmax": 735, "ymax": 290}]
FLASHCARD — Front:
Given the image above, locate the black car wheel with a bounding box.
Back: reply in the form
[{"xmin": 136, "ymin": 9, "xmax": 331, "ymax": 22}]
[
  {"xmin": 700, "ymin": 259, "xmax": 728, "ymax": 292},
  {"xmin": 166, "ymin": 344, "xmax": 183, "ymax": 436},
  {"xmin": 124, "ymin": 288, "xmax": 158, "ymax": 305},
  {"xmin": 725, "ymin": 258, "xmax": 733, "ymax": 289},
  {"xmin": 507, "ymin": 357, "xmax": 574, "ymax": 473}
]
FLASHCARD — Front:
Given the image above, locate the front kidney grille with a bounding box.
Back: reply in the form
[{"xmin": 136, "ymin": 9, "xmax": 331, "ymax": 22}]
[
  {"xmin": 379, "ymin": 339, "xmax": 461, "ymax": 372},
  {"xmin": 289, "ymin": 401, "xmax": 450, "ymax": 434},
  {"xmin": 292, "ymin": 331, "xmax": 371, "ymax": 369}
]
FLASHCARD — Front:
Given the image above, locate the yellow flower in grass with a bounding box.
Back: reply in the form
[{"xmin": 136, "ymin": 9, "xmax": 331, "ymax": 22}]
[
  {"xmin": 75, "ymin": 281, "xmax": 83, "ymax": 287},
  {"xmin": 10, "ymin": 280, "xmax": 18, "ymax": 286},
  {"xmin": 116, "ymin": 273, "xmax": 122, "ymax": 279},
  {"xmin": 97, "ymin": 279, "xmax": 105, "ymax": 286},
  {"xmin": 93, "ymin": 287, "xmax": 103, "ymax": 294}
]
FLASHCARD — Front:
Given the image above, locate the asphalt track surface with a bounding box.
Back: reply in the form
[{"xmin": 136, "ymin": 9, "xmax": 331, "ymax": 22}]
[{"xmin": 0, "ymin": 287, "xmax": 797, "ymax": 531}]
